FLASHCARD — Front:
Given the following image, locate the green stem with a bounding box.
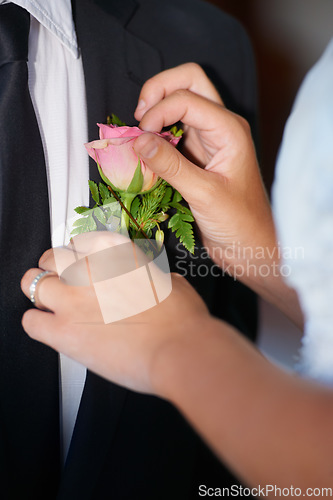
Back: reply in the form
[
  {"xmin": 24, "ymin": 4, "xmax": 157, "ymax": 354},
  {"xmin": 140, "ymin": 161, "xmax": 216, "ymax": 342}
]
[{"xmin": 120, "ymin": 193, "xmax": 136, "ymax": 234}]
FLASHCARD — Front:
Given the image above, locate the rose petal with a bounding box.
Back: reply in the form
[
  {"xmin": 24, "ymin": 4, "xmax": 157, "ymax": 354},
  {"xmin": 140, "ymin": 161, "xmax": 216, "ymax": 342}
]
[{"xmin": 87, "ymin": 123, "xmax": 181, "ymax": 193}]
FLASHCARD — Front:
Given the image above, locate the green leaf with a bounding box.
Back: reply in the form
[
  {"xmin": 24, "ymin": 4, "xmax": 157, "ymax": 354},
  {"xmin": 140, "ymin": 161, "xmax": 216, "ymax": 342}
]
[
  {"xmin": 105, "ymin": 205, "xmax": 121, "ymax": 223},
  {"xmin": 168, "ymin": 213, "xmax": 181, "ymax": 229},
  {"xmin": 169, "ymin": 201, "xmax": 193, "ymax": 216},
  {"xmin": 89, "ymin": 180, "xmax": 100, "ymax": 205},
  {"xmin": 160, "ymin": 186, "xmax": 173, "ymax": 206},
  {"xmin": 181, "ymin": 206, "xmax": 193, "ymax": 216},
  {"xmin": 71, "ymin": 213, "xmax": 96, "ymax": 236},
  {"xmin": 110, "ymin": 113, "xmax": 126, "ymax": 127},
  {"xmin": 130, "ymin": 196, "xmax": 141, "ymax": 218},
  {"xmin": 103, "ymin": 196, "xmax": 117, "ymax": 206},
  {"xmin": 99, "ymin": 182, "xmax": 110, "ymax": 202},
  {"xmin": 169, "ymin": 125, "xmax": 184, "ymax": 138},
  {"xmin": 87, "ymin": 213, "xmax": 97, "ymax": 231},
  {"xmin": 127, "ymin": 158, "xmax": 143, "ymax": 194},
  {"xmin": 94, "ymin": 207, "xmax": 107, "ymax": 225},
  {"xmin": 73, "ymin": 217, "xmax": 89, "ymax": 228},
  {"xmin": 168, "ymin": 211, "xmax": 195, "ymax": 254},
  {"xmin": 70, "ymin": 226, "xmax": 87, "ymax": 236},
  {"xmin": 179, "ymin": 214, "xmax": 194, "ymax": 222},
  {"xmin": 74, "ymin": 206, "xmax": 90, "ymax": 215},
  {"xmin": 118, "ymin": 175, "xmax": 195, "ymax": 253},
  {"xmin": 172, "ymin": 190, "xmax": 182, "ymax": 203}
]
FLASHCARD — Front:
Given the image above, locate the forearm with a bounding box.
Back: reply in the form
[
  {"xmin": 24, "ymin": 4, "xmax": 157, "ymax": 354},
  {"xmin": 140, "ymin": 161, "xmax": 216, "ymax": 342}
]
[
  {"xmin": 231, "ymin": 257, "xmax": 304, "ymax": 329},
  {"xmin": 204, "ymin": 209, "xmax": 304, "ymax": 328},
  {"xmin": 152, "ymin": 318, "xmax": 333, "ymax": 491}
]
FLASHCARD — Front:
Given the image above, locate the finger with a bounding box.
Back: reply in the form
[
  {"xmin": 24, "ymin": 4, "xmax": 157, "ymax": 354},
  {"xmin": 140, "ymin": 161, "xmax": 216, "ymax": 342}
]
[
  {"xmin": 39, "ymin": 247, "xmax": 77, "ymax": 274},
  {"xmin": 39, "ymin": 233, "xmax": 130, "ymax": 276},
  {"xmin": 138, "ymin": 89, "xmax": 226, "ymax": 137},
  {"xmin": 134, "ymin": 63, "xmax": 223, "ymax": 120},
  {"xmin": 21, "ymin": 267, "xmax": 67, "ymax": 311},
  {"xmin": 22, "ymin": 308, "xmax": 128, "ymax": 378},
  {"xmin": 67, "ymin": 231, "xmax": 130, "ymax": 256},
  {"xmin": 22, "ymin": 308, "xmax": 99, "ymax": 359},
  {"xmin": 38, "ymin": 247, "xmax": 92, "ymax": 288},
  {"xmin": 21, "ymin": 309, "xmax": 142, "ymax": 390},
  {"xmin": 22, "ymin": 308, "xmax": 58, "ymax": 343},
  {"xmin": 22, "ymin": 308, "xmax": 88, "ymax": 359},
  {"xmin": 133, "ymin": 132, "xmax": 219, "ymax": 205}
]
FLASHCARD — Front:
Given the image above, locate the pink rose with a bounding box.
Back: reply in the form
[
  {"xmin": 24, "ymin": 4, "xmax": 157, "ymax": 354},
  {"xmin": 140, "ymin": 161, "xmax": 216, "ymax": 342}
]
[{"xmin": 85, "ymin": 124, "xmax": 181, "ymax": 194}]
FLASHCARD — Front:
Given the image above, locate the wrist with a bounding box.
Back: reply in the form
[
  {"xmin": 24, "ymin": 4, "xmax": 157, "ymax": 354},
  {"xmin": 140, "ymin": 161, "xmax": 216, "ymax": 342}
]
[
  {"xmin": 149, "ymin": 315, "xmax": 214, "ymax": 401},
  {"xmin": 203, "ymin": 233, "xmax": 280, "ymax": 284}
]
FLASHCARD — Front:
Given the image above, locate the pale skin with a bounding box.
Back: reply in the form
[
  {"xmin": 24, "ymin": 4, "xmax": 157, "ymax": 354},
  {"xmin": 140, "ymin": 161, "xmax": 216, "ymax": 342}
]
[{"xmin": 21, "ymin": 64, "xmax": 333, "ymax": 493}]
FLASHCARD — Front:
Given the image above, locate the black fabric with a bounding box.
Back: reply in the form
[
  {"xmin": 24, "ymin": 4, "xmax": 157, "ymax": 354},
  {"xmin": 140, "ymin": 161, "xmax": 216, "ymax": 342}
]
[
  {"xmin": 0, "ymin": 4, "xmax": 60, "ymax": 499},
  {"xmin": 0, "ymin": 1, "xmax": 258, "ymax": 499}
]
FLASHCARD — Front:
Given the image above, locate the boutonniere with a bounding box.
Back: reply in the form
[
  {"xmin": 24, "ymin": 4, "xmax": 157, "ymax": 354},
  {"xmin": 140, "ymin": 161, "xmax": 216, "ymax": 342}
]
[{"xmin": 72, "ymin": 115, "xmax": 195, "ymax": 253}]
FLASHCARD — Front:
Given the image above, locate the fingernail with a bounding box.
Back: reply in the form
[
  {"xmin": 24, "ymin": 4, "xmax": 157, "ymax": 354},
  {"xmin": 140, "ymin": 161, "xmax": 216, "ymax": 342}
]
[
  {"xmin": 136, "ymin": 99, "xmax": 146, "ymax": 111},
  {"xmin": 134, "ymin": 134, "xmax": 158, "ymax": 158}
]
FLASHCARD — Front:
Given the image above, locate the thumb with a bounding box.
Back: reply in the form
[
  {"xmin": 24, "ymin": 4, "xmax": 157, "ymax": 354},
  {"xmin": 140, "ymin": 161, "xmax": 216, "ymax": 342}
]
[{"xmin": 133, "ymin": 132, "xmax": 210, "ymax": 202}]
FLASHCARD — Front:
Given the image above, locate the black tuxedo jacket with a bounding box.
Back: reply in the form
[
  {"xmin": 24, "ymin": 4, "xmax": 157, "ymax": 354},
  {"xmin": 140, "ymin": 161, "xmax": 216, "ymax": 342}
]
[{"xmin": 0, "ymin": 1, "xmax": 258, "ymax": 498}]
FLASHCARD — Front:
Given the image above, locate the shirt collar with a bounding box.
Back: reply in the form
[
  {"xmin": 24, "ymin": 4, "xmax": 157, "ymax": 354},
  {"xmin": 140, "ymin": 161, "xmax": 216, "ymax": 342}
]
[{"xmin": 0, "ymin": 0, "xmax": 79, "ymax": 58}]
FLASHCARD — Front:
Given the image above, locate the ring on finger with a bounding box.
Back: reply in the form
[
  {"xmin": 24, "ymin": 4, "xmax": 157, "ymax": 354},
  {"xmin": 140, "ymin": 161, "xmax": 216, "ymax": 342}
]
[{"xmin": 29, "ymin": 270, "xmax": 58, "ymax": 308}]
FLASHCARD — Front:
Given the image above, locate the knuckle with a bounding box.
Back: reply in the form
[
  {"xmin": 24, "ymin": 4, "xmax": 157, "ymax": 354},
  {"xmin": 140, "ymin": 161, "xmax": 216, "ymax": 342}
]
[
  {"xmin": 71, "ymin": 231, "xmax": 128, "ymax": 255},
  {"xmin": 141, "ymin": 79, "xmax": 150, "ymax": 91},
  {"xmin": 39, "ymin": 248, "xmax": 53, "ymax": 268},
  {"xmin": 174, "ymin": 88, "xmax": 191, "ymax": 100},
  {"xmin": 166, "ymin": 151, "xmax": 182, "ymax": 180},
  {"xmin": 234, "ymin": 114, "xmax": 252, "ymax": 137},
  {"xmin": 185, "ymin": 62, "xmax": 203, "ymax": 76},
  {"xmin": 140, "ymin": 75, "xmax": 164, "ymax": 101},
  {"xmin": 22, "ymin": 308, "xmax": 39, "ymax": 334},
  {"xmin": 195, "ymin": 171, "xmax": 221, "ymax": 206},
  {"xmin": 141, "ymin": 75, "xmax": 155, "ymax": 91}
]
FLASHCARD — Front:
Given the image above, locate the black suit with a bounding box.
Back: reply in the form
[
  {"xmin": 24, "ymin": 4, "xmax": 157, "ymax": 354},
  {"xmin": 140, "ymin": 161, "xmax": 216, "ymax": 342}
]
[{"xmin": 0, "ymin": 1, "xmax": 258, "ymax": 498}]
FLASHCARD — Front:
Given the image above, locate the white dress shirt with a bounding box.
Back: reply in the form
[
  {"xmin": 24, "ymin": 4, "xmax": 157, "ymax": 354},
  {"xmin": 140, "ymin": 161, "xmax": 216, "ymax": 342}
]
[
  {"xmin": 273, "ymin": 38, "xmax": 333, "ymax": 384},
  {"xmin": 1, "ymin": 0, "xmax": 90, "ymax": 462}
]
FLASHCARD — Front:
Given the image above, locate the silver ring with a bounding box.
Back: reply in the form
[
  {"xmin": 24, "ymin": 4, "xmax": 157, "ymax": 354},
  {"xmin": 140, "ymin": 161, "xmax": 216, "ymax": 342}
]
[{"xmin": 29, "ymin": 270, "xmax": 56, "ymax": 305}]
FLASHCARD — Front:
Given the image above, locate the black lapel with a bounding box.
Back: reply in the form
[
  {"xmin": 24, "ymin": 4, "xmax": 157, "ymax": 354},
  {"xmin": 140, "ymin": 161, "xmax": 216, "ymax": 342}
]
[
  {"xmin": 57, "ymin": 373, "xmax": 128, "ymax": 498},
  {"xmin": 58, "ymin": 1, "xmax": 162, "ymax": 494},
  {"xmin": 93, "ymin": 0, "xmax": 138, "ymax": 25}
]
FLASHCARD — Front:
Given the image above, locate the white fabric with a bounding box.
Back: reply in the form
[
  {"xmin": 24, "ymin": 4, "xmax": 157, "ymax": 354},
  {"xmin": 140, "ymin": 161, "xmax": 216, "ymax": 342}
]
[
  {"xmin": 2, "ymin": 0, "xmax": 89, "ymax": 461},
  {"xmin": 27, "ymin": 16, "xmax": 89, "ymax": 248},
  {"xmin": 273, "ymin": 38, "xmax": 333, "ymax": 384},
  {"xmin": 1, "ymin": 0, "xmax": 79, "ymax": 57}
]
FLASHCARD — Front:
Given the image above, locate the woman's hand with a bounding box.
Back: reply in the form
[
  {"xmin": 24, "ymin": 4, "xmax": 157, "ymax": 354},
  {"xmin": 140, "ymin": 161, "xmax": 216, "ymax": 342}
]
[
  {"xmin": 135, "ymin": 62, "xmax": 223, "ymax": 167},
  {"xmin": 21, "ymin": 232, "xmax": 211, "ymax": 394},
  {"xmin": 134, "ymin": 63, "xmax": 275, "ymax": 271},
  {"xmin": 133, "ymin": 64, "xmax": 303, "ymax": 327}
]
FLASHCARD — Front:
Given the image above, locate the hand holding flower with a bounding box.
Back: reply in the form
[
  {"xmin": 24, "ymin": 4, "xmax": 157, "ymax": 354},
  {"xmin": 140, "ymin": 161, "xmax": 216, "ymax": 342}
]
[
  {"xmin": 79, "ymin": 119, "xmax": 192, "ymax": 249},
  {"xmin": 85, "ymin": 123, "xmax": 180, "ymax": 194},
  {"xmin": 133, "ymin": 63, "xmax": 275, "ymax": 272}
]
